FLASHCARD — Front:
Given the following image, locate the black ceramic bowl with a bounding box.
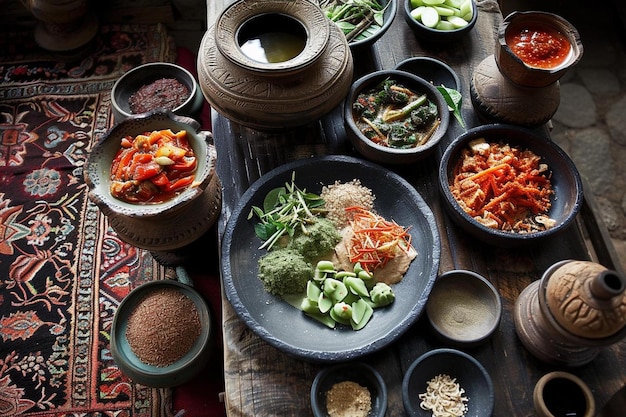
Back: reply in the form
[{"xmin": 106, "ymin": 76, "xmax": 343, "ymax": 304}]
[
  {"xmin": 110, "ymin": 280, "xmax": 213, "ymax": 388},
  {"xmin": 426, "ymin": 270, "xmax": 502, "ymax": 347},
  {"xmin": 345, "ymin": 69, "xmax": 450, "ymax": 165},
  {"xmin": 394, "ymin": 56, "xmax": 461, "ymax": 91},
  {"xmin": 311, "ymin": 362, "xmax": 387, "ymax": 417},
  {"xmin": 402, "ymin": 348, "xmax": 494, "ymax": 417},
  {"xmin": 111, "ymin": 62, "xmax": 204, "ymax": 122},
  {"xmin": 403, "ymin": 0, "xmax": 477, "ymax": 43},
  {"xmin": 346, "ymin": 0, "xmax": 397, "ymax": 49},
  {"xmin": 438, "ymin": 124, "xmax": 583, "ymax": 247}
]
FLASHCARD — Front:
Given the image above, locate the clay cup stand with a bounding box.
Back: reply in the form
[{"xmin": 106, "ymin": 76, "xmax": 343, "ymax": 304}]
[{"xmin": 471, "ymin": 11, "xmax": 583, "ymax": 126}]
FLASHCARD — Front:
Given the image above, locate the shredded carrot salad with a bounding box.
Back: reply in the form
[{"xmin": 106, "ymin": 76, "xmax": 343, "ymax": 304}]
[
  {"xmin": 449, "ymin": 139, "xmax": 555, "ymax": 233},
  {"xmin": 345, "ymin": 206, "xmax": 413, "ymax": 272}
]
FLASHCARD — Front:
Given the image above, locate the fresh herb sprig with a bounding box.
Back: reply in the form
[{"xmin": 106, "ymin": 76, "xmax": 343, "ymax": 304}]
[
  {"xmin": 317, "ymin": 0, "xmax": 389, "ymax": 42},
  {"xmin": 248, "ymin": 172, "xmax": 326, "ymax": 250},
  {"xmin": 437, "ymin": 85, "xmax": 466, "ymax": 129}
]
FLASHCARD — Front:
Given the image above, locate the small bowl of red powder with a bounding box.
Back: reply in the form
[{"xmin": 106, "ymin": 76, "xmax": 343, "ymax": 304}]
[
  {"xmin": 311, "ymin": 362, "xmax": 387, "ymax": 417},
  {"xmin": 110, "ymin": 279, "xmax": 213, "ymax": 387},
  {"xmin": 111, "ymin": 62, "xmax": 204, "ymax": 122}
]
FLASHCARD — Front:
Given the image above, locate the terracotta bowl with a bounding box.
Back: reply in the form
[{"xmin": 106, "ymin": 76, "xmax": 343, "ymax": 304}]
[
  {"xmin": 111, "ymin": 62, "xmax": 204, "ymax": 122},
  {"xmin": 347, "ymin": 0, "xmax": 396, "ymax": 50},
  {"xmin": 426, "ymin": 270, "xmax": 502, "ymax": 347},
  {"xmin": 311, "ymin": 362, "xmax": 387, "ymax": 417},
  {"xmin": 110, "ymin": 279, "xmax": 213, "ymax": 388},
  {"xmin": 403, "ymin": 0, "xmax": 477, "ymax": 43},
  {"xmin": 344, "ymin": 69, "xmax": 450, "ymax": 165},
  {"xmin": 83, "ymin": 111, "xmax": 221, "ymax": 252},
  {"xmin": 533, "ymin": 371, "xmax": 595, "ymax": 417},
  {"xmin": 495, "ymin": 11, "xmax": 583, "ymax": 88},
  {"xmin": 402, "ymin": 348, "xmax": 494, "ymax": 417},
  {"xmin": 438, "ymin": 124, "xmax": 583, "ymax": 247}
]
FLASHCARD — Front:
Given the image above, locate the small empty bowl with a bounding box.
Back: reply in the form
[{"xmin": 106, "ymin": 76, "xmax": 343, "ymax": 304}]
[
  {"xmin": 111, "ymin": 62, "xmax": 204, "ymax": 122},
  {"xmin": 311, "ymin": 362, "xmax": 387, "ymax": 417},
  {"xmin": 110, "ymin": 280, "xmax": 213, "ymax": 388},
  {"xmin": 394, "ymin": 56, "xmax": 461, "ymax": 91},
  {"xmin": 344, "ymin": 69, "xmax": 450, "ymax": 165},
  {"xmin": 402, "ymin": 348, "xmax": 494, "ymax": 417},
  {"xmin": 426, "ymin": 270, "xmax": 502, "ymax": 346},
  {"xmin": 403, "ymin": 0, "xmax": 477, "ymax": 43}
]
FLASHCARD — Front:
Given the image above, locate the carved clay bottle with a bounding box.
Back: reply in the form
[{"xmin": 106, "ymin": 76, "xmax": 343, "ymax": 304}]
[
  {"xmin": 197, "ymin": 0, "xmax": 354, "ymax": 131},
  {"xmin": 514, "ymin": 260, "xmax": 626, "ymax": 366}
]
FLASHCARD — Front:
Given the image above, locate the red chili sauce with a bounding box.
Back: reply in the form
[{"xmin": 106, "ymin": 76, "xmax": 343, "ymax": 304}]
[
  {"xmin": 505, "ymin": 24, "xmax": 571, "ymax": 69},
  {"xmin": 109, "ymin": 129, "xmax": 197, "ymax": 204}
]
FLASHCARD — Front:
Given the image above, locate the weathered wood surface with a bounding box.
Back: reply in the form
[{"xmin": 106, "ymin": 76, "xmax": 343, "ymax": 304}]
[{"xmin": 204, "ymin": 1, "xmax": 626, "ymax": 416}]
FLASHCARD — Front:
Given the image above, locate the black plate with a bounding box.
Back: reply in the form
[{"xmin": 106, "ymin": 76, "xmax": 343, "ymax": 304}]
[{"xmin": 221, "ymin": 155, "xmax": 440, "ymax": 362}]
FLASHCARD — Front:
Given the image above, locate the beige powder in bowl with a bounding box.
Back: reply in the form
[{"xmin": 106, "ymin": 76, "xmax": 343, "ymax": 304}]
[{"xmin": 125, "ymin": 286, "xmax": 201, "ymax": 367}]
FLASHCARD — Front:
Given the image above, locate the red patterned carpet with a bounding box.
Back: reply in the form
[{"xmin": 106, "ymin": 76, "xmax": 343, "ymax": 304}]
[{"xmin": 0, "ymin": 24, "xmax": 225, "ymax": 417}]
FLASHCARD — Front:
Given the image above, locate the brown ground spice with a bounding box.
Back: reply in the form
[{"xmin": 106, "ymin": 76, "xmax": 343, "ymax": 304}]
[
  {"xmin": 320, "ymin": 179, "xmax": 375, "ymax": 229},
  {"xmin": 128, "ymin": 77, "xmax": 190, "ymax": 114},
  {"xmin": 125, "ymin": 287, "xmax": 201, "ymax": 367},
  {"xmin": 326, "ymin": 380, "xmax": 372, "ymax": 417}
]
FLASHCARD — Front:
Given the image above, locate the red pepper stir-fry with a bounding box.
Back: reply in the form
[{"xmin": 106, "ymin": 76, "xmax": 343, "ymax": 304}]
[
  {"xmin": 450, "ymin": 139, "xmax": 555, "ymax": 233},
  {"xmin": 110, "ymin": 129, "xmax": 197, "ymax": 203}
]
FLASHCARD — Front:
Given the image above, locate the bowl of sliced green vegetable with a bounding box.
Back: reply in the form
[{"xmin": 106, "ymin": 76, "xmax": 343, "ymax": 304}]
[
  {"xmin": 319, "ymin": 0, "xmax": 397, "ymax": 49},
  {"xmin": 404, "ymin": 0, "xmax": 477, "ymax": 42},
  {"xmin": 345, "ymin": 69, "xmax": 450, "ymax": 165}
]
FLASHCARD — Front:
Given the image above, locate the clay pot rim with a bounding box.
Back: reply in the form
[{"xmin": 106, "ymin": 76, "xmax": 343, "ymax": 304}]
[
  {"xmin": 533, "ymin": 371, "xmax": 595, "ymax": 417},
  {"xmin": 215, "ymin": 0, "xmax": 330, "ymax": 75},
  {"xmin": 497, "ymin": 11, "xmax": 583, "ymax": 76}
]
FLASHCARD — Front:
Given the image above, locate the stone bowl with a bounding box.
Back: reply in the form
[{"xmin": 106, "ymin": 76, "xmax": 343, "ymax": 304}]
[
  {"xmin": 83, "ymin": 111, "xmax": 221, "ymax": 252},
  {"xmin": 495, "ymin": 11, "xmax": 583, "ymax": 88},
  {"xmin": 110, "ymin": 279, "xmax": 214, "ymax": 388},
  {"xmin": 311, "ymin": 362, "xmax": 387, "ymax": 417},
  {"xmin": 344, "ymin": 69, "xmax": 450, "ymax": 165},
  {"xmin": 403, "ymin": 0, "xmax": 477, "ymax": 43},
  {"xmin": 394, "ymin": 56, "xmax": 461, "ymax": 91},
  {"xmin": 426, "ymin": 270, "xmax": 502, "ymax": 347},
  {"xmin": 438, "ymin": 123, "xmax": 583, "ymax": 247},
  {"xmin": 111, "ymin": 62, "xmax": 204, "ymax": 122},
  {"xmin": 402, "ymin": 348, "xmax": 494, "ymax": 417}
]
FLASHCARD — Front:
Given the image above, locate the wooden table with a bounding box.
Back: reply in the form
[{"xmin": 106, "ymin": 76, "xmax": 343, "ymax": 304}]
[{"xmin": 203, "ymin": 1, "xmax": 626, "ymax": 415}]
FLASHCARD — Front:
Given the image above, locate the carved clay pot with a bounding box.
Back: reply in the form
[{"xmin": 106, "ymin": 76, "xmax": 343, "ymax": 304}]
[
  {"xmin": 514, "ymin": 260, "xmax": 626, "ymax": 366},
  {"xmin": 21, "ymin": 0, "xmax": 98, "ymax": 52},
  {"xmin": 197, "ymin": 0, "xmax": 354, "ymax": 131},
  {"xmin": 84, "ymin": 112, "xmax": 222, "ymax": 261},
  {"xmin": 471, "ymin": 11, "xmax": 583, "ymax": 126}
]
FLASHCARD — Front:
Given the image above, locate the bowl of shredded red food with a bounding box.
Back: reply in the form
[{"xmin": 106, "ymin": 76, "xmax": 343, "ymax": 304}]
[
  {"xmin": 438, "ymin": 124, "xmax": 583, "ymax": 247},
  {"xmin": 84, "ymin": 111, "xmax": 221, "ymax": 251}
]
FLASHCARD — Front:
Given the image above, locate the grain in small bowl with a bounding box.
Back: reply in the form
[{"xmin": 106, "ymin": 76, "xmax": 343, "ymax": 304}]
[
  {"xmin": 438, "ymin": 123, "xmax": 583, "ymax": 247},
  {"xmin": 402, "ymin": 348, "xmax": 494, "ymax": 417},
  {"xmin": 111, "ymin": 62, "xmax": 204, "ymax": 122},
  {"xmin": 426, "ymin": 270, "xmax": 502, "ymax": 347},
  {"xmin": 311, "ymin": 362, "xmax": 387, "ymax": 417},
  {"xmin": 404, "ymin": 0, "xmax": 477, "ymax": 42},
  {"xmin": 345, "ymin": 69, "xmax": 449, "ymax": 165},
  {"xmin": 110, "ymin": 280, "xmax": 214, "ymax": 388}
]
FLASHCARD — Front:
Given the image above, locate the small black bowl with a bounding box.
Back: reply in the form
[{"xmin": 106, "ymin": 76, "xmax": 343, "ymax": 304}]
[
  {"xmin": 345, "ymin": 69, "xmax": 450, "ymax": 165},
  {"xmin": 111, "ymin": 62, "xmax": 204, "ymax": 122},
  {"xmin": 402, "ymin": 348, "xmax": 494, "ymax": 417},
  {"xmin": 403, "ymin": 0, "xmax": 477, "ymax": 43},
  {"xmin": 311, "ymin": 362, "xmax": 387, "ymax": 417},
  {"xmin": 438, "ymin": 124, "xmax": 583, "ymax": 247},
  {"xmin": 347, "ymin": 0, "xmax": 397, "ymax": 50},
  {"xmin": 394, "ymin": 56, "xmax": 460, "ymax": 91}
]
